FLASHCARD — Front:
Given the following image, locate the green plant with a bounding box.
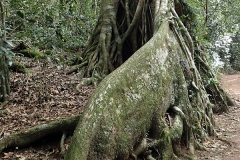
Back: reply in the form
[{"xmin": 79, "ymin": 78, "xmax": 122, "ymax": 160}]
[{"xmin": 7, "ymin": 0, "xmax": 98, "ymax": 51}]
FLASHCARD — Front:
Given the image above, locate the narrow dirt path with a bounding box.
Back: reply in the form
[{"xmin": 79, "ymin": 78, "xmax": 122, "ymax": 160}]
[{"xmin": 196, "ymin": 73, "xmax": 240, "ymax": 160}]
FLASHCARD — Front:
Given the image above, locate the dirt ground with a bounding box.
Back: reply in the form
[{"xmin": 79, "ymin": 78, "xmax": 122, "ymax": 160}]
[
  {"xmin": 1, "ymin": 54, "xmax": 240, "ymax": 159},
  {"xmin": 196, "ymin": 73, "xmax": 240, "ymax": 160},
  {"xmin": 0, "ymin": 56, "xmax": 95, "ymax": 160}
]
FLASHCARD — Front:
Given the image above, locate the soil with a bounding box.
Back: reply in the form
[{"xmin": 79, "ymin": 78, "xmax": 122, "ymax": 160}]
[
  {"xmin": 0, "ymin": 55, "xmax": 240, "ymax": 159},
  {"xmin": 196, "ymin": 73, "xmax": 240, "ymax": 160},
  {"xmin": 0, "ymin": 55, "xmax": 95, "ymax": 160}
]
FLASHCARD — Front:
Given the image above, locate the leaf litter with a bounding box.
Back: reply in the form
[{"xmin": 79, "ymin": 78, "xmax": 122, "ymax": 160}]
[
  {"xmin": 196, "ymin": 73, "xmax": 240, "ymax": 160},
  {"xmin": 1, "ymin": 55, "xmax": 240, "ymax": 160},
  {"xmin": 0, "ymin": 54, "xmax": 95, "ymax": 159}
]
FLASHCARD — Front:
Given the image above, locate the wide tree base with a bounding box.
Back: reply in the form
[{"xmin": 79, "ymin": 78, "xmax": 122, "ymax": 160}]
[
  {"xmin": 64, "ymin": 22, "xmax": 225, "ymax": 159},
  {"xmin": 0, "ymin": 0, "xmax": 233, "ymax": 159}
]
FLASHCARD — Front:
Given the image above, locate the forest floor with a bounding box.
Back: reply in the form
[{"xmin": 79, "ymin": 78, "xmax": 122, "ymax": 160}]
[
  {"xmin": 195, "ymin": 73, "xmax": 240, "ymax": 160},
  {"xmin": 0, "ymin": 55, "xmax": 240, "ymax": 159},
  {"xmin": 0, "ymin": 55, "xmax": 96, "ymax": 160}
]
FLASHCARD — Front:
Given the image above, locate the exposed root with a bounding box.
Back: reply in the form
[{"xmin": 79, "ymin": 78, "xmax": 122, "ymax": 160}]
[
  {"xmin": 63, "ymin": 1, "xmax": 231, "ymax": 159},
  {"xmin": 60, "ymin": 132, "xmax": 67, "ymax": 155},
  {"xmin": 195, "ymin": 52, "xmax": 231, "ymax": 113},
  {"xmin": 146, "ymin": 154, "xmax": 156, "ymax": 160},
  {"xmin": 0, "ymin": 116, "xmax": 79, "ymax": 153},
  {"xmin": 169, "ymin": 10, "xmax": 231, "ymax": 151},
  {"xmin": 66, "ymin": 61, "xmax": 88, "ymax": 75},
  {"xmin": 76, "ymin": 78, "xmax": 93, "ymax": 93},
  {"xmin": 69, "ymin": 0, "xmax": 154, "ymax": 82},
  {"xmin": 133, "ymin": 138, "xmax": 147, "ymax": 157}
]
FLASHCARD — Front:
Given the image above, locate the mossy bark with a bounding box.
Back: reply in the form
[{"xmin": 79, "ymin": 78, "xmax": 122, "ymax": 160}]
[
  {"xmin": 19, "ymin": 49, "xmax": 44, "ymax": 58},
  {"xmin": 0, "ymin": 116, "xmax": 79, "ymax": 152},
  {"xmin": 65, "ymin": 0, "xmax": 232, "ymax": 159},
  {"xmin": 9, "ymin": 61, "xmax": 28, "ymax": 73},
  {"xmin": 0, "ymin": 0, "xmax": 231, "ymax": 159},
  {"xmin": 65, "ymin": 21, "xmax": 211, "ymax": 159},
  {"xmin": 0, "ymin": 50, "xmax": 10, "ymax": 102}
]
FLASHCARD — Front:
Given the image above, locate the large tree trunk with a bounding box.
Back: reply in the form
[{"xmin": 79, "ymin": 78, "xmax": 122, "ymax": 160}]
[
  {"xmin": 0, "ymin": 0, "xmax": 232, "ymax": 158},
  {"xmin": 65, "ymin": 0, "xmax": 232, "ymax": 160},
  {"xmin": 66, "ymin": 22, "xmax": 188, "ymax": 159},
  {"xmin": 65, "ymin": 1, "xmax": 231, "ymax": 159}
]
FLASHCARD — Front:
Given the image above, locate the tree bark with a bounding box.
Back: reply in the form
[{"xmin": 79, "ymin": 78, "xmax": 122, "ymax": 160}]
[
  {"xmin": 69, "ymin": 0, "xmax": 154, "ymax": 81},
  {"xmin": 0, "ymin": 0, "xmax": 232, "ymax": 159},
  {"xmin": 65, "ymin": 0, "xmax": 232, "ymax": 159},
  {"xmin": 0, "ymin": 116, "xmax": 79, "ymax": 153}
]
